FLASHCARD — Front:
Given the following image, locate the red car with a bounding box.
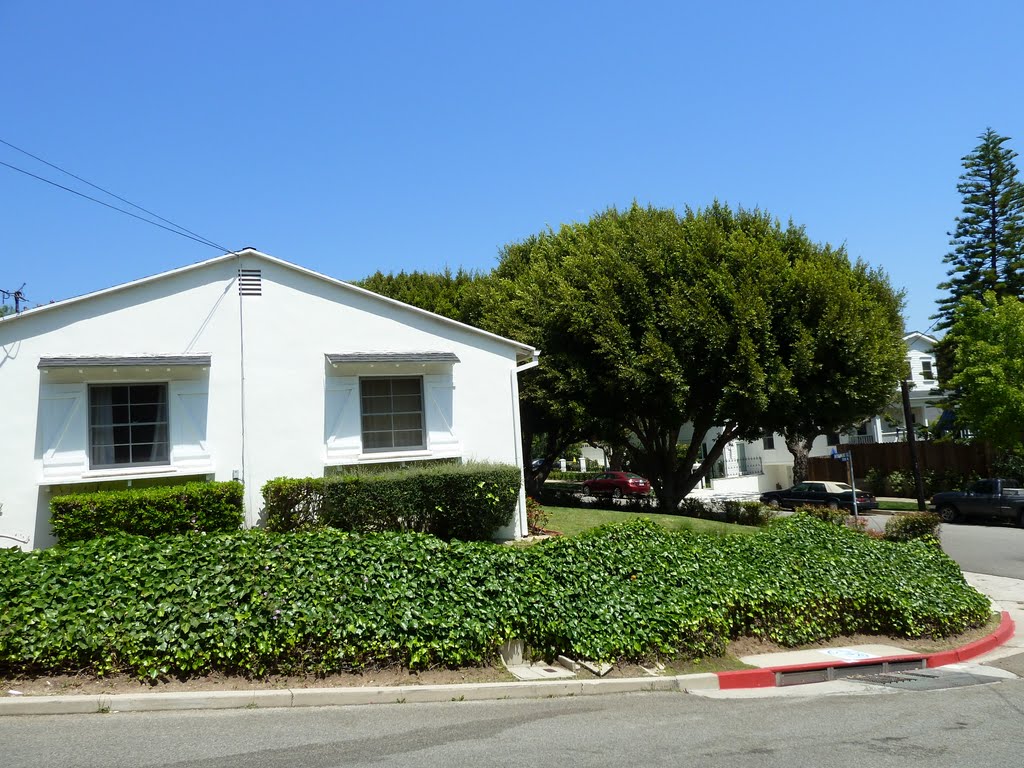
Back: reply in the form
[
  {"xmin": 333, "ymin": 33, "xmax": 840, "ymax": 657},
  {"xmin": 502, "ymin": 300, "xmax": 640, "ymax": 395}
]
[{"xmin": 582, "ymin": 471, "xmax": 652, "ymax": 498}]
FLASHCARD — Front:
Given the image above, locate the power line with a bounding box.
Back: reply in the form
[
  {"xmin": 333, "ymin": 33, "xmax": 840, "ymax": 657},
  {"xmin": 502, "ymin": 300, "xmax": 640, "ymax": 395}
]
[
  {"xmin": 0, "ymin": 137, "xmax": 223, "ymax": 250},
  {"xmin": 0, "ymin": 158, "xmax": 230, "ymax": 252}
]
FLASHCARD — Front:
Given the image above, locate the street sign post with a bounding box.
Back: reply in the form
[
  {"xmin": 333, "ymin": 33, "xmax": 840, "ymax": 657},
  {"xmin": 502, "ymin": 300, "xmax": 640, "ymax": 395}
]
[{"xmin": 830, "ymin": 448, "xmax": 859, "ymax": 516}]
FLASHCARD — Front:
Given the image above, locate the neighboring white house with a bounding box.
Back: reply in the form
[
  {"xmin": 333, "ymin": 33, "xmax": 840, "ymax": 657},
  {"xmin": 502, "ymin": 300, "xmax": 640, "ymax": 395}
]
[
  {"xmin": 0, "ymin": 249, "xmax": 539, "ymax": 550},
  {"xmin": 699, "ymin": 331, "xmax": 946, "ymax": 494}
]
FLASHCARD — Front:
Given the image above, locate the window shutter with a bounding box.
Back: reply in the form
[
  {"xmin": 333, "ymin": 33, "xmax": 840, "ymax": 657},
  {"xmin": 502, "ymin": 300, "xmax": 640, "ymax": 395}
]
[
  {"xmin": 324, "ymin": 376, "xmax": 360, "ymax": 462},
  {"xmin": 169, "ymin": 380, "xmax": 211, "ymax": 466},
  {"xmin": 423, "ymin": 373, "xmax": 460, "ymax": 454},
  {"xmin": 39, "ymin": 383, "xmax": 88, "ymax": 479}
]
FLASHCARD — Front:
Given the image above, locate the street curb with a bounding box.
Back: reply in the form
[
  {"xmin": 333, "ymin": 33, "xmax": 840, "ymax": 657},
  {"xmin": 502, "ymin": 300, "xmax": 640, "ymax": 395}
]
[
  {"xmin": 0, "ymin": 614, "xmax": 1014, "ymax": 716},
  {"xmin": 713, "ymin": 611, "xmax": 1014, "ymax": 689}
]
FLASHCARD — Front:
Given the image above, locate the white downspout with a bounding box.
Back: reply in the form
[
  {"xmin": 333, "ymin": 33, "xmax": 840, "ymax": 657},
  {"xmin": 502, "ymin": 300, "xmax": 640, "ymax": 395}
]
[{"xmin": 510, "ymin": 350, "xmax": 540, "ymax": 538}]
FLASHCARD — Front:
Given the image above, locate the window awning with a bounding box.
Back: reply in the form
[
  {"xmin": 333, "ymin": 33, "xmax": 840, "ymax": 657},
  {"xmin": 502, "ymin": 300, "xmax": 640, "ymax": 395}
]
[
  {"xmin": 38, "ymin": 354, "xmax": 212, "ymax": 369},
  {"xmin": 325, "ymin": 352, "xmax": 460, "ymax": 365}
]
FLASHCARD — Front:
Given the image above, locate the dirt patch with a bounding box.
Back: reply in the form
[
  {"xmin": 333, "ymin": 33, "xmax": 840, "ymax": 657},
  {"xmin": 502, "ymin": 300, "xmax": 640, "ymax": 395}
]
[
  {"xmin": 1, "ymin": 613, "xmax": 1002, "ymax": 698},
  {"xmin": 726, "ymin": 611, "xmax": 1002, "ymax": 658}
]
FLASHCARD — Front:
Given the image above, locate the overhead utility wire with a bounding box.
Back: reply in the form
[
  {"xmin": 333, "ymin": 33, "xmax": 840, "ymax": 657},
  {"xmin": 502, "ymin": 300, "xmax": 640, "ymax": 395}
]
[
  {"xmin": 0, "ymin": 158, "xmax": 231, "ymax": 253},
  {"xmin": 0, "ymin": 137, "xmax": 230, "ymax": 253}
]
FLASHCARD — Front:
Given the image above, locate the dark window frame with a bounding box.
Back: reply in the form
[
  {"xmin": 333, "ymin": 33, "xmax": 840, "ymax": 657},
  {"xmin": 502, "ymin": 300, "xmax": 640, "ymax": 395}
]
[
  {"xmin": 88, "ymin": 382, "xmax": 170, "ymax": 469},
  {"xmin": 359, "ymin": 376, "xmax": 426, "ymax": 453}
]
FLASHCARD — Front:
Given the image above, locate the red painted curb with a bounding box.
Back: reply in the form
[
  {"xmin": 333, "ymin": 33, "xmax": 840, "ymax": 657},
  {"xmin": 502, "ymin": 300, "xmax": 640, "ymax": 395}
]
[
  {"xmin": 714, "ymin": 610, "xmax": 1015, "ymax": 689},
  {"xmin": 924, "ymin": 650, "xmax": 960, "ymax": 668},
  {"xmin": 949, "ymin": 610, "xmax": 1013, "ymax": 664},
  {"xmin": 716, "ymin": 669, "xmax": 776, "ymax": 689}
]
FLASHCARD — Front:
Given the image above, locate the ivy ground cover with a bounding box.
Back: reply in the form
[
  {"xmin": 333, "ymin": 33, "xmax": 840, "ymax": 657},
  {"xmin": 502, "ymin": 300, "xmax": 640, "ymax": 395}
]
[{"xmin": 0, "ymin": 516, "xmax": 990, "ymax": 680}]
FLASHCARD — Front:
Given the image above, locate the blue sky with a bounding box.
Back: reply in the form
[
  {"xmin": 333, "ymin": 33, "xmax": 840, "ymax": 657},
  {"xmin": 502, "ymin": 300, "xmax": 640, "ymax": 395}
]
[{"xmin": 2, "ymin": 0, "xmax": 1022, "ymax": 334}]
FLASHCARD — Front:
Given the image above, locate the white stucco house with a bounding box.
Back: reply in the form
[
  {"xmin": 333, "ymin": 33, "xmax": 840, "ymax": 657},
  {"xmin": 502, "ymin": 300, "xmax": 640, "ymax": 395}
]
[{"xmin": 0, "ymin": 249, "xmax": 539, "ymax": 550}]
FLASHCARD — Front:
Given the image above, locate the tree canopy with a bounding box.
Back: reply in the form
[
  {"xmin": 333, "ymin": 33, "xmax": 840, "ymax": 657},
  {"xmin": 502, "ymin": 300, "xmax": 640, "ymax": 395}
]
[
  {"xmin": 478, "ymin": 203, "xmax": 905, "ymax": 508},
  {"xmin": 935, "ymin": 129, "xmax": 1024, "ymax": 330},
  {"xmin": 354, "ymin": 267, "xmax": 487, "ymax": 326},
  {"xmin": 940, "ymin": 293, "xmax": 1024, "ymax": 453}
]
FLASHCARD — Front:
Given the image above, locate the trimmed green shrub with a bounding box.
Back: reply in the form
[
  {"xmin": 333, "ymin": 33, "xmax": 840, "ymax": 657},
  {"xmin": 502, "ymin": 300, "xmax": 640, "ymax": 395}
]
[
  {"xmin": 796, "ymin": 504, "xmax": 849, "ymax": 526},
  {"xmin": 0, "ymin": 516, "xmax": 989, "ymax": 679},
  {"xmin": 678, "ymin": 498, "xmax": 775, "ymax": 527},
  {"xmin": 883, "ymin": 470, "xmax": 912, "ymax": 497},
  {"xmin": 262, "ymin": 462, "xmax": 520, "ymax": 541},
  {"xmin": 863, "ymin": 467, "xmax": 885, "ymax": 496},
  {"xmin": 546, "ymin": 470, "xmax": 604, "ymax": 482},
  {"xmin": 884, "ymin": 512, "xmax": 942, "ymax": 543},
  {"xmin": 50, "ymin": 481, "xmax": 244, "ymax": 542},
  {"xmin": 678, "ymin": 497, "xmax": 716, "ymax": 519}
]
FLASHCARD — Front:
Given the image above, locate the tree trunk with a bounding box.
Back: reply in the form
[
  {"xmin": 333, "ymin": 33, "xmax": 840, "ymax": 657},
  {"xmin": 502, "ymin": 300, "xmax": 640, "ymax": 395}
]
[
  {"xmin": 784, "ymin": 433, "xmax": 815, "ymax": 485},
  {"xmin": 641, "ymin": 423, "xmax": 738, "ymax": 514}
]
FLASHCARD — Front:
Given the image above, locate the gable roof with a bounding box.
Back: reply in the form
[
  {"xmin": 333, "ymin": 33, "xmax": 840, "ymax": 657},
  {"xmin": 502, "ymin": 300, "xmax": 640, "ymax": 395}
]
[
  {"xmin": 903, "ymin": 331, "xmax": 939, "ymax": 348},
  {"xmin": 0, "ymin": 249, "xmax": 538, "ymax": 359}
]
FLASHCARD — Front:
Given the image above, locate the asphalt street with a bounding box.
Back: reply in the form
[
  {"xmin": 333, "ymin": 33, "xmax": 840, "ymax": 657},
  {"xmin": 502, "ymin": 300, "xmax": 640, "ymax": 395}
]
[
  {"xmin": 4, "ymin": 681, "xmax": 1024, "ymax": 768},
  {"xmin": 938, "ymin": 520, "xmax": 1024, "ymax": 580}
]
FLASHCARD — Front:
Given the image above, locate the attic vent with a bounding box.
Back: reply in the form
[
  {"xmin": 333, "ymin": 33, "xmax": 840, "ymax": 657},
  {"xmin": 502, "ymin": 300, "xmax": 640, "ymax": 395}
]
[{"xmin": 238, "ymin": 269, "xmax": 262, "ymax": 296}]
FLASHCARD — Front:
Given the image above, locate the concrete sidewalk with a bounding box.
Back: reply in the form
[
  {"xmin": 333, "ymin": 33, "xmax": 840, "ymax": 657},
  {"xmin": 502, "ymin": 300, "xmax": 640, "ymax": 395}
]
[{"xmin": 1, "ymin": 572, "xmax": 1022, "ymax": 716}]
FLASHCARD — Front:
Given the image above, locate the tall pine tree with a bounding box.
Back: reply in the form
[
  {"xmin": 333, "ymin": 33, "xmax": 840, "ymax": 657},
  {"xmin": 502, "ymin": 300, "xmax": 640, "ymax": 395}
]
[{"xmin": 935, "ymin": 128, "xmax": 1024, "ymax": 330}]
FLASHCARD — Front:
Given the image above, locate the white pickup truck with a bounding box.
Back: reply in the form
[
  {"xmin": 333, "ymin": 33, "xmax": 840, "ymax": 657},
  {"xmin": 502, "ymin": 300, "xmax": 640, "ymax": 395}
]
[{"xmin": 931, "ymin": 478, "xmax": 1024, "ymax": 525}]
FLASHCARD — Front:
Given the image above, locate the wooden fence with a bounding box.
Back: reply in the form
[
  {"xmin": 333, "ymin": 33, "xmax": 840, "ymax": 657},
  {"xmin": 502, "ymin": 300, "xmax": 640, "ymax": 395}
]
[{"xmin": 807, "ymin": 441, "xmax": 995, "ymax": 482}]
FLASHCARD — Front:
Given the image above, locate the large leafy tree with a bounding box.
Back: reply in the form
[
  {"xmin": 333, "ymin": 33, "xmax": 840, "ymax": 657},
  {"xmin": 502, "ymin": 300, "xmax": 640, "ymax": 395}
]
[
  {"xmin": 940, "ymin": 293, "xmax": 1024, "ymax": 453},
  {"xmin": 935, "ymin": 129, "xmax": 1024, "ymax": 330},
  {"xmin": 481, "ymin": 203, "xmax": 903, "ymax": 511}
]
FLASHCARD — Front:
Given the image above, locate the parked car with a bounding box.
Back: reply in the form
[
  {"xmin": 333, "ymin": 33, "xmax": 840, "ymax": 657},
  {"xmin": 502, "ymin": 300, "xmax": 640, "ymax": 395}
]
[
  {"xmin": 931, "ymin": 478, "xmax": 1024, "ymax": 525},
  {"xmin": 759, "ymin": 481, "xmax": 878, "ymax": 512},
  {"xmin": 582, "ymin": 471, "xmax": 652, "ymax": 498}
]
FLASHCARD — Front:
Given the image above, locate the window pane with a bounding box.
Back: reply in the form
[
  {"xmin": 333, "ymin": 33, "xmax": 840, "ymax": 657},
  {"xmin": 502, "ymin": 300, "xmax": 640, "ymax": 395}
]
[
  {"xmin": 392, "ymin": 412, "xmax": 422, "ymax": 431},
  {"xmin": 363, "ymin": 431, "xmax": 393, "ymax": 450},
  {"xmin": 393, "ymin": 429, "xmax": 423, "ymax": 448},
  {"xmin": 361, "ymin": 395, "xmax": 392, "ymax": 415},
  {"xmin": 361, "ymin": 414, "xmax": 393, "ymax": 432},
  {"xmin": 392, "ymin": 393, "xmax": 422, "ymax": 412},
  {"xmin": 360, "ymin": 379, "xmax": 391, "ymax": 397},
  {"xmin": 390, "ymin": 378, "xmax": 421, "ymax": 395}
]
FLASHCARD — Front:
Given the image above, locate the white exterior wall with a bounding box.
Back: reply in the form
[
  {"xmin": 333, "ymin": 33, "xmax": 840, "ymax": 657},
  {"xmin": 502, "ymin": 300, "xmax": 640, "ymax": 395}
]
[{"xmin": 0, "ymin": 253, "xmax": 532, "ymax": 549}]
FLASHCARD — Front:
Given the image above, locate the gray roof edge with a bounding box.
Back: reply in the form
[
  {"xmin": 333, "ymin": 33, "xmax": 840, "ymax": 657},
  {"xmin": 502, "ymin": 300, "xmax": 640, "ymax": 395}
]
[
  {"xmin": 38, "ymin": 354, "xmax": 212, "ymax": 369},
  {"xmin": 326, "ymin": 352, "xmax": 460, "ymax": 364},
  {"xmin": 2, "ymin": 249, "xmax": 539, "ymax": 359}
]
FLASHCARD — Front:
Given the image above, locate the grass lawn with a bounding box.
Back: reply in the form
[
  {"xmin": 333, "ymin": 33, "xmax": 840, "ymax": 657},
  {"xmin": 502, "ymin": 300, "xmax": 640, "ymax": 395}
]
[
  {"xmin": 877, "ymin": 500, "xmax": 928, "ymax": 511},
  {"xmin": 540, "ymin": 505, "xmax": 758, "ymax": 538}
]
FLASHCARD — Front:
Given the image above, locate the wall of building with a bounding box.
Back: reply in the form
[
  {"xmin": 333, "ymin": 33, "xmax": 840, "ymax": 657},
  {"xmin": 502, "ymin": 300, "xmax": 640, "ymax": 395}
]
[{"xmin": 0, "ymin": 255, "xmax": 530, "ymax": 549}]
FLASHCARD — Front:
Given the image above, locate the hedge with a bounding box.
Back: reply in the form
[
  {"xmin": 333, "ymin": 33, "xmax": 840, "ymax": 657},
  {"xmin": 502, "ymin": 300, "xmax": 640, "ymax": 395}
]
[
  {"xmin": 262, "ymin": 462, "xmax": 520, "ymax": 541},
  {"xmin": 50, "ymin": 481, "xmax": 244, "ymax": 542},
  {"xmin": 884, "ymin": 512, "xmax": 942, "ymax": 543},
  {"xmin": 0, "ymin": 515, "xmax": 990, "ymax": 679}
]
